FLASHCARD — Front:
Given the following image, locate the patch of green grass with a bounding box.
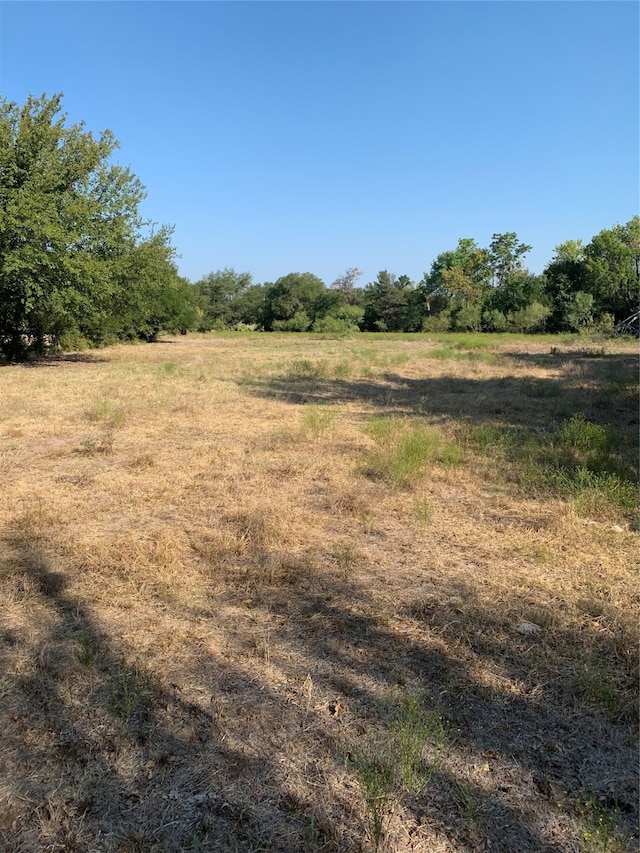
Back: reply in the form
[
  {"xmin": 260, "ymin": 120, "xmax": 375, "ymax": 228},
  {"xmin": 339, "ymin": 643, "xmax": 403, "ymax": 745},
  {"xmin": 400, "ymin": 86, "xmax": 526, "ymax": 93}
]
[
  {"xmin": 353, "ymin": 693, "xmax": 446, "ymax": 848},
  {"xmin": 86, "ymin": 399, "xmax": 125, "ymax": 427},
  {"xmin": 412, "ymin": 497, "xmax": 434, "ymax": 524},
  {"xmin": 388, "ymin": 696, "xmax": 445, "ymax": 792},
  {"xmin": 449, "ymin": 779, "xmax": 479, "ymax": 823},
  {"xmin": 558, "ymin": 414, "xmax": 613, "ymax": 454},
  {"xmin": 111, "ymin": 659, "xmax": 147, "ymax": 723},
  {"xmin": 424, "ymin": 346, "xmax": 498, "ymax": 365},
  {"xmin": 364, "ymin": 415, "xmax": 398, "ymax": 447},
  {"xmin": 331, "ymin": 358, "xmax": 353, "ymax": 380},
  {"xmin": 76, "ymin": 634, "xmax": 98, "ymax": 668},
  {"xmin": 285, "ymin": 358, "xmax": 330, "ymax": 381},
  {"xmin": 575, "ymin": 791, "xmax": 628, "ymax": 853},
  {"xmin": 302, "ymin": 403, "xmax": 336, "ymax": 441},
  {"xmin": 356, "ymin": 752, "xmax": 394, "ymax": 851},
  {"xmin": 364, "ymin": 417, "xmax": 463, "ymax": 486},
  {"xmin": 464, "ymin": 415, "xmax": 638, "ymax": 517},
  {"xmin": 387, "ymin": 352, "xmax": 410, "ymax": 366},
  {"xmin": 577, "ymin": 664, "xmax": 621, "ymax": 718}
]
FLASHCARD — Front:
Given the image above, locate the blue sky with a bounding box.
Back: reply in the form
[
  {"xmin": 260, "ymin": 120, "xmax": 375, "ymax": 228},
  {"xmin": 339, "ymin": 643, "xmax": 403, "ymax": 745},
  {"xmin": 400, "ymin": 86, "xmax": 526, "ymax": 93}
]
[{"xmin": 1, "ymin": 1, "xmax": 638, "ymax": 287}]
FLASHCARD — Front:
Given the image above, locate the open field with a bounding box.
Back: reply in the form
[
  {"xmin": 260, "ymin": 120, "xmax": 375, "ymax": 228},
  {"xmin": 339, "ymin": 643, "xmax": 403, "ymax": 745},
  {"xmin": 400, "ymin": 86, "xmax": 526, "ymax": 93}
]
[{"xmin": 1, "ymin": 332, "xmax": 638, "ymax": 853}]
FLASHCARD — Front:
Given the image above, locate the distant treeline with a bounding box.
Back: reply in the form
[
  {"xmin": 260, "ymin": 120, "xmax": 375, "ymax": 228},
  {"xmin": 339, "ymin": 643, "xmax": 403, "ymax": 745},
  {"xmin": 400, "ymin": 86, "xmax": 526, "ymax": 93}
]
[
  {"xmin": 192, "ymin": 220, "xmax": 639, "ymax": 336},
  {"xmin": 1, "ymin": 94, "xmax": 638, "ymax": 360}
]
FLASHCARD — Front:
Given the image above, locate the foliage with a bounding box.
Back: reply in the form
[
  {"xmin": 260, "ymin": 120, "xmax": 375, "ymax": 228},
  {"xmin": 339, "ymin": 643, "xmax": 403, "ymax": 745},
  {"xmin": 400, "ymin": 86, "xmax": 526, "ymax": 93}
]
[
  {"xmin": 330, "ymin": 266, "xmax": 362, "ymax": 304},
  {"xmin": 0, "ymin": 93, "xmax": 194, "ymax": 358},
  {"xmin": 508, "ymin": 300, "xmax": 551, "ymax": 333},
  {"xmin": 312, "ymin": 304, "xmax": 363, "ymax": 334},
  {"xmin": 452, "ymin": 302, "xmax": 482, "ymax": 332},
  {"xmin": 262, "ymin": 272, "xmax": 325, "ymax": 331},
  {"xmin": 5, "ymin": 94, "xmax": 630, "ymax": 350},
  {"xmin": 193, "ymin": 267, "xmax": 253, "ymax": 330},
  {"xmin": 488, "ymin": 232, "xmax": 532, "ymax": 287},
  {"xmin": 583, "ymin": 216, "xmax": 640, "ymax": 320},
  {"xmin": 362, "ymin": 271, "xmax": 414, "ymax": 331},
  {"xmin": 544, "ymin": 217, "xmax": 640, "ymax": 330}
]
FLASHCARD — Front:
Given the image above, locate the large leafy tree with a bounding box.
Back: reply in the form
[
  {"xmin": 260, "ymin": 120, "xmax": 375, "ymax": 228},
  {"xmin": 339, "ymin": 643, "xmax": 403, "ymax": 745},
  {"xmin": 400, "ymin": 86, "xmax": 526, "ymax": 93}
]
[
  {"xmin": 543, "ymin": 219, "xmax": 639, "ymax": 329},
  {"xmin": 0, "ymin": 93, "xmax": 191, "ymax": 358},
  {"xmin": 583, "ymin": 217, "xmax": 640, "ymax": 321},
  {"xmin": 362, "ymin": 271, "xmax": 414, "ymax": 331},
  {"xmin": 194, "ymin": 267, "xmax": 254, "ymax": 330},
  {"xmin": 487, "ymin": 232, "xmax": 532, "ymax": 288},
  {"xmin": 418, "ymin": 238, "xmax": 491, "ymax": 329},
  {"xmin": 262, "ymin": 272, "xmax": 325, "ymax": 331}
]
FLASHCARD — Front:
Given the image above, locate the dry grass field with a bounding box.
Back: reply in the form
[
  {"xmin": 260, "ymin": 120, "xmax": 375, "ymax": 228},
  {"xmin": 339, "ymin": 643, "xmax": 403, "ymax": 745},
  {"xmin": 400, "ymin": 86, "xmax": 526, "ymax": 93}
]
[{"xmin": 0, "ymin": 332, "xmax": 638, "ymax": 853}]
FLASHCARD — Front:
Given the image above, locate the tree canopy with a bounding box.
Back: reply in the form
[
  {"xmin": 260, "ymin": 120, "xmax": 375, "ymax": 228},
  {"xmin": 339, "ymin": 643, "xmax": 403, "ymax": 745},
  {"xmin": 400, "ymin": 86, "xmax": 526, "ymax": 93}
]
[{"xmin": 0, "ymin": 93, "xmax": 194, "ymax": 359}]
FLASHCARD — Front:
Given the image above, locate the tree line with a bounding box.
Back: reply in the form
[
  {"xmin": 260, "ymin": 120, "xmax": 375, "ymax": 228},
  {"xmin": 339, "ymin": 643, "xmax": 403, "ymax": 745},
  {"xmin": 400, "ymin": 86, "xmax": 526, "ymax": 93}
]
[
  {"xmin": 193, "ymin": 224, "xmax": 639, "ymax": 337},
  {"xmin": 1, "ymin": 94, "xmax": 638, "ymax": 360}
]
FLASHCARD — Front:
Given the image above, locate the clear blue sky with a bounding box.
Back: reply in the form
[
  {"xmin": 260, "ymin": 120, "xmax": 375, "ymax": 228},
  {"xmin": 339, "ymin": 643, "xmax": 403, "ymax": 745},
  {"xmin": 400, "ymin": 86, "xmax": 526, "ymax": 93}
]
[{"xmin": 1, "ymin": 1, "xmax": 638, "ymax": 287}]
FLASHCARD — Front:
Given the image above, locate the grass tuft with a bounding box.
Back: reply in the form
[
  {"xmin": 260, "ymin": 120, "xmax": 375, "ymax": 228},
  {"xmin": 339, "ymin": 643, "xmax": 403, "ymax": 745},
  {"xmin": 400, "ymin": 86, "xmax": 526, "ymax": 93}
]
[{"xmin": 364, "ymin": 417, "xmax": 462, "ymax": 485}]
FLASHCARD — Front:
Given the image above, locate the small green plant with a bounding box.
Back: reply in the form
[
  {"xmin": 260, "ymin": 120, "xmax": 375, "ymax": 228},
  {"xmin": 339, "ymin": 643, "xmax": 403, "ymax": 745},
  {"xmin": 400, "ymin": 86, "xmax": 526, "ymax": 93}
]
[
  {"xmin": 332, "ymin": 545, "xmax": 359, "ymax": 578},
  {"xmin": 286, "ymin": 358, "xmax": 329, "ymax": 380},
  {"xmin": 450, "ymin": 779, "xmax": 478, "ymax": 822},
  {"xmin": 365, "ymin": 415, "xmax": 397, "ymax": 447},
  {"xmin": 559, "ymin": 414, "xmax": 612, "ymax": 455},
  {"xmin": 388, "ymin": 696, "xmax": 445, "ymax": 792},
  {"xmin": 162, "ymin": 360, "xmax": 179, "ymax": 375},
  {"xmin": 575, "ymin": 792, "xmax": 626, "ymax": 853},
  {"xmin": 357, "ymin": 753, "xmax": 394, "ymax": 851},
  {"xmin": 331, "ymin": 358, "xmax": 353, "ymax": 380},
  {"xmin": 76, "ymin": 634, "xmax": 98, "ymax": 668},
  {"xmin": 412, "ymin": 498, "xmax": 433, "ymax": 524},
  {"xmin": 303, "ymin": 403, "xmax": 336, "ymax": 441},
  {"xmin": 111, "ymin": 659, "xmax": 146, "ymax": 723},
  {"xmin": 353, "ymin": 694, "xmax": 446, "ymax": 848},
  {"xmin": 86, "ymin": 399, "xmax": 125, "ymax": 427}
]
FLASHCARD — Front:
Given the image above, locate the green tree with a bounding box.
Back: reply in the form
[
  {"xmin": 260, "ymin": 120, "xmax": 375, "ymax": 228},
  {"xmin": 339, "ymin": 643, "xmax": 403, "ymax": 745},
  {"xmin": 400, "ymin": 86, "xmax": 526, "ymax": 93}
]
[
  {"xmin": 194, "ymin": 267, "xmax": 253, "ymax": 330},
  {"xmin": 565, "ymin": 291, "xmax": 595, "ymax": 331},
  {"xmin": 362, "ymin": 271, "xmax": 414, "ymax": 331},
  {"xmin": 553, "ymin": 238, "xmax": 585, "ymax": 263},
  {"xmin": 111, "ymin": 229, "xmax": 197, "ymax": 340},
  {"xmin": 262, "ymin": 272, "xmax": 325, "ymax": 331},
  {"xmin": 419, "ymin": 238, "xmax": 491, "ymax": 326},
  {"xmin": 583, "ymin": 217, "xmax": 640, "ymax": 321},
  {"xmin": 488, "ymin": 232, "xmax": 532, "ymax": 287},
  {"xmin": 0, "ymin": 93, "xmax": 185, "ymax": 358},
  {"xmin": 330, "ymin": 267, "xmax": 362, "ymax": 305},
  {"xmin": 543, "ymin": 238, "xmax": 592, "ymax": 331},
  {"xmin": 544, "ymin": 219, "xmax": 639, "ymax": 329},
  {"xmin": 229, "ymin": 283, "xmax": 267, "ymax": 328}
]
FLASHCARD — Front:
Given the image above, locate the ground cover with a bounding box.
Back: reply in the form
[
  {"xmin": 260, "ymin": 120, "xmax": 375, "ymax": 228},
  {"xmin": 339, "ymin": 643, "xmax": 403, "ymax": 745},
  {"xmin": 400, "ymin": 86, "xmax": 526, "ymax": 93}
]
[{"xmin": 0, "ymin": 332, "xmax": 638, "ymax": 852}]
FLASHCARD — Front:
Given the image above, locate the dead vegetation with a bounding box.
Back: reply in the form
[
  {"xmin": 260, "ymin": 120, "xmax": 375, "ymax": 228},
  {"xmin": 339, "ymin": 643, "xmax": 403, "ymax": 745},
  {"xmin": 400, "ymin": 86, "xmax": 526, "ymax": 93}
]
[{"xmin": 0, "ymin": 332, "xmax": 638, "ymax": 852}]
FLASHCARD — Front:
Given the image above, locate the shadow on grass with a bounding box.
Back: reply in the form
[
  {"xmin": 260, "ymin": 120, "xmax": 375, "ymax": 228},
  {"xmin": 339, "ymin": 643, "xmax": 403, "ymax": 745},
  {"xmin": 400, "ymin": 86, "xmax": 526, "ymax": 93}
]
[
  {"xmin": 2, "ymin": 529, "xmax": 637, "ymax": 851},
  {"xmin": 0, "ymin": 535, "xmax": 342, "ymax": 852},
  {"xmin": 0, "ymin": 351, "xmax": 109, "ymax": 368},
  {"xmin": 243, "ymin": 358, "xmax": 639, "ymax": 433}
]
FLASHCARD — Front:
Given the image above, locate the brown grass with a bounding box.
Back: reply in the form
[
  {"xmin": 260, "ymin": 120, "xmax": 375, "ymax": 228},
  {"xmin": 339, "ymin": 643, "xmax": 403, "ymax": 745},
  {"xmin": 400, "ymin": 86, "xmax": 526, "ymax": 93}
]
[{"xmin": 0, "ymin": 332, "xmax": 638, "ymax": 852}]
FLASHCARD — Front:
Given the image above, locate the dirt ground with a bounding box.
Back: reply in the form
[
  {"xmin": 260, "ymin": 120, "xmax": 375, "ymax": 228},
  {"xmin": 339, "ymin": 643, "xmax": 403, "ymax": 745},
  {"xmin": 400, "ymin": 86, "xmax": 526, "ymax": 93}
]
[{"xmin": 0, "ymin": 332, "xmax": 637, "ymax": 852}]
